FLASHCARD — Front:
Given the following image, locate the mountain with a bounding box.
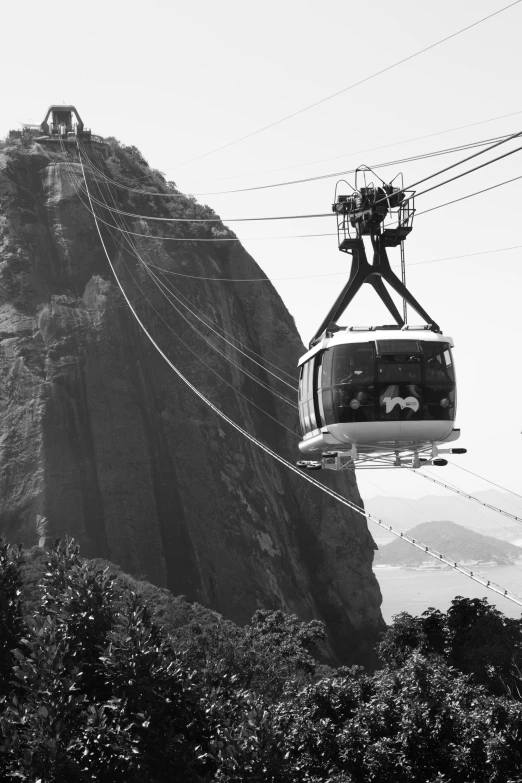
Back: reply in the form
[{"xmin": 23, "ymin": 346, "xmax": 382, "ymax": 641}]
[
  {"xmin": 374, "ymin": 520, "xmax": 522, "ymax": 567},
  {"xmin": 365, "ymin": 492, "xmax": 522, "ymax": 546},
  {"xmin": 0, "ymin": 135, "xmax": 383, "ymax": 664}
]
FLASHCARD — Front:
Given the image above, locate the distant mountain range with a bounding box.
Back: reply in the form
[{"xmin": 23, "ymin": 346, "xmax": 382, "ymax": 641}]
[
  {"xmin": 364, "ymin": 491, "xmax": 522, "ymax": 547},
  {"xmin": 374, "ymin": 520, "xmax": 522, "ymax": 568}
]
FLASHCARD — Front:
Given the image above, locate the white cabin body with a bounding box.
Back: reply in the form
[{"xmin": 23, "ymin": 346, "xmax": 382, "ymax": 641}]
[{"xmin": 298, "ymin": 327, "xmax": 459, "ymax": 457}]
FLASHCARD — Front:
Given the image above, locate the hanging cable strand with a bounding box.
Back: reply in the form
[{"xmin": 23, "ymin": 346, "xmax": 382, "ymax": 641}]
[
  {"xmin": 77, "ymin": 141, "xmax": 522, "ymax": 611},
  {"xmin": 170, "ymin": 0, "xmax": 522, "ymax": 170},
  {"xmin": 66, "ymin": 149, "xmax": 300, "ymax": 381},
  {"xmin": 75, "ymin": 132, "xmax": 522, "ymax": 227},
  {"xmin": 191, "ymin": 109, "xmax": 522, "ymax": 184},
  {"xmin": 111, "ymin": 240, "xmax": 298, "ymax": 434},
  {"xmin": 145, "ymin": 261, "xmax": 299, "ymax": 384},
  {"xmin": 80, "ymin": 133, "xmax": 513, "ymax": 197},
  {"xmin": 411, "ymin": 468, "xmax": 522, "ymax": 526},
  {"xmin": 414, "ymin": 173, "xmax": 522, "ymax": 217},
  {"xmin": 83, "ymin": 167, "xmax": 299, "ymax": 400},
  {"xmin": 450, "ymin": 463, "xmax": 522, "ymax": 504},
  {"xmin": 117, "ymin": 227, "xmax": 299, "ymax": 393},
  {"xmin": 65, "ymin": 163, "xmax": 301, "ymax": 383},
  {"xmin": 76, "ymin": 186, "xmax": 333, "ymax": 223},
  {"xmin": 93, "ymin": 226, "xmax": 298, "ymax": 403},
  {"xmin": 79, "ymin": 148, "xmax": 301, "ymax": 383},
  {"xmin": 70, "ymin": 158, "xmax": 522, "ymax": 286},
  {"xmin": 341, "ymin": 130, "xmax": 522, "ymax": 220}
]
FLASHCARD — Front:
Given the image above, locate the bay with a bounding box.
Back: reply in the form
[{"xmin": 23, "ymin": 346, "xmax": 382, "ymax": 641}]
[{"xmin": 374, "ymin": 564, "xmax": 522, "ymax": 624}]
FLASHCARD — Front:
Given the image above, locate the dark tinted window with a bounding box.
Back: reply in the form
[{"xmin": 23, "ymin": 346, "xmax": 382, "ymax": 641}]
[
  {"xmin": 299, "ymin": 358, "xmax": 319, "ymax": 434},
  {"xmin": 423, "ymin": 342, "xmax": 455, "ymax": 382},
  {"xmin": 332, "ymin": 385, "xmax": 377, "ymax": 423},
  {"xmin": 423, "ymin": 385, "xmax": 455, "ymax": 420},
  {"xmin": 377, "ymin": 340, "xmax": 420, "ymax": 354},
  {"xmin": 321, "ymin": 349, "xmax": 334, "ymax": 388},
  {"xmin": 376, "ymin": 337, "xmax": 422, "ymax": 383},
  {"xmin": 331, "ymin": 343, "xmax": 374, "ymax": 386}
]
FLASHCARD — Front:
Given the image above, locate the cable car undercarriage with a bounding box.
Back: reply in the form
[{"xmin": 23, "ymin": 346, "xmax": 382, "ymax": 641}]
[{"xmin": 297, "ymin": 168, "xmax": 466, "ymax": 471}]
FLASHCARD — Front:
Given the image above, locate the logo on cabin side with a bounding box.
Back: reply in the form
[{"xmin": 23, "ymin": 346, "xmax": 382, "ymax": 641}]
[{"xmin": 383, "ymin": 395, "xmax": 420, "ymax": 414}]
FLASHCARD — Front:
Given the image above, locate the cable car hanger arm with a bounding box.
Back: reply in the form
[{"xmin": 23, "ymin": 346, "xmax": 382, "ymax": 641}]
[{"xmin": 310, "ymin": 235, "xmax": 440, "ymax": 346}]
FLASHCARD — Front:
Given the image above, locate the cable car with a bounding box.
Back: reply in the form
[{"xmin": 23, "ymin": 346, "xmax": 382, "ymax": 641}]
[{"xmin": 297, "ymin": 168, "xmax": 465, "ymax": 470}]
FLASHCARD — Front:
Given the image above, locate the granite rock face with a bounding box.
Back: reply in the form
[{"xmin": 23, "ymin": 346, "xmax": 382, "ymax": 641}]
[{"xmin": 0, "ymin": 140, "xmax": 384, "ymax": 664}]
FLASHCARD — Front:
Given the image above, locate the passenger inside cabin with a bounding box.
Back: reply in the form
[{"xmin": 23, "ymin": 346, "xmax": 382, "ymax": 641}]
[
  {"xmin": 427, "ymin": 358, "xmax": 447, "ymax": 380},
  {"xmin": 341, "ymin": 362, "xmax": 372, "ymax": 384}
]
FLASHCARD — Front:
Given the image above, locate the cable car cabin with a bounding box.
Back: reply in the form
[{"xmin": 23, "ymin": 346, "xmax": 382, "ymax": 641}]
[{"xmin": 298, "ymin": 329, "xmax": 460, "ymax": 466}]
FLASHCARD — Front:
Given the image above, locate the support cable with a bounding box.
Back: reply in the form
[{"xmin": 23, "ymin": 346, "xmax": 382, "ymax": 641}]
[
  {"xmin": 192, "ymin": 108, "xmax": 522, "ymax": 184},
  {"xmin": 414, "ymin": 173, "xmax": 522, "ymax": 216},
  {"xmin": 143, "ymin": 261, "xmax": 299, "ymax": 392},
  {"xmin": 91, "ymin": 220, "xmax": 298, "ymax": 406},
  {"xmin": 79, "ymin": 134, "xmax": 512, "ymax": 197},
  {"xmin": 85, "ymin": 180, "xmax": 299, "ymax": 403},
  {"xmin": 450, "ymin": 462, "xmax": 522, "ymax": 504},
  {"xmin": 170, "ymin": 0, "xmax": 522, "ymax": 169},
  {"xmin": 109, "ymin": 244, "xmax": 298, "ymax": 435},
  {"xmin": 75, "ymin": 133, "xmax": 522, "ymax": 226},
  {"xmin": 412, "ymin": 468, "xmax": 522, "ymax": 526},
  {"xmin": 68, "ymin": 160, "xmax": 522, "ymax": 245},
  {"xmin": 110, "ymin": 225, "xmax": 297, "ymax": 407},
  {"xmin": 77, "ymin": 141, "xmax": 522, "ymax": 611},
  {"xmin": 108, "ymin": 221, "xmax": 299, "ymax": 392},
  {"xmin": 66, "ymin": 149, "xmax": 299, "ymax": 382}
]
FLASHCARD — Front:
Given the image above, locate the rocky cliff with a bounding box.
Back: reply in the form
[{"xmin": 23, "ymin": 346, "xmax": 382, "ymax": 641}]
[{"xmin": 0, "ymin": 137, "xmax": 384, "ymax": 664}]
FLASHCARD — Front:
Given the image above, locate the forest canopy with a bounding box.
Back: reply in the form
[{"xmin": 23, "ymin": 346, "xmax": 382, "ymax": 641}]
[{"xmin": 0, "ymin": 538, "xmax": 521, "ymax": 782}]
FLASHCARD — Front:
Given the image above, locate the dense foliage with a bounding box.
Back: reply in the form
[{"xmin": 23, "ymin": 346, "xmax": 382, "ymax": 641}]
[{"xmin": 0, "ymin": 539, "xmax": 521, "ymax": 782}]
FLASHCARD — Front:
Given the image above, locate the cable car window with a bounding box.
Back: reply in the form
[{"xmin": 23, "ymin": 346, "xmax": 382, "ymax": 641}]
[
  {"xmin": 302, "ymin": 361, "xmax": 310, "ymax": 402},
  {"xmin": 444, "ymin": 348, "xmax": 455, "ymax": 381},
  {"xmin": 331, "ymin": 343, "xmax": 374, "ymax": 386},
  {"xmin": 376, "ymin": 340, "xmax": 420, "ymax": 354},
  {"xmin": 316, "ymin": 353, "xmax": 326, "ymax": 427},
  {"xmin": 423, "ymin": 342, "xmax": 455, "ymax": 382},
  {"xmin": 376, "ymin": 356, "xmax": 422, "ymax": 383},
  {"xmin": 333, "ymin": 386, "xmax": 377, "ymax": 423},
  {"xmin": 299, "ymin": 358, "xmax": 319, "ymax": 433},
  {"xmin": 321, "ymin": 389, "xmax": 334, "ymax": 423},
  {"xmin": 320, "ymin": 349, "xmax": 334, "ymax": 388},
  {"xmin": 424, "ymin": 386, "xmax": 455, "ymax": 420}
]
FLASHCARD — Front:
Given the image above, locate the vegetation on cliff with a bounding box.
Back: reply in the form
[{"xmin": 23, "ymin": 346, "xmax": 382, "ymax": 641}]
[{"xmin": 0, "ymin": 539, "xmax": 522, "ymax": 782}]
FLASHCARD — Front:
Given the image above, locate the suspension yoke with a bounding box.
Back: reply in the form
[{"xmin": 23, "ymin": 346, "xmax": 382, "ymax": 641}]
[{"xmin": 310, "ymin": 175, "xmax": 440, "ymax": 347}]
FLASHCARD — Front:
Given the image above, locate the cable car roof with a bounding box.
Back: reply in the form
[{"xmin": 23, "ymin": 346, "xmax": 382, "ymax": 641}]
[{"xmin": 298, "ymin": 327, "xmax": 454, "ymax": 368}]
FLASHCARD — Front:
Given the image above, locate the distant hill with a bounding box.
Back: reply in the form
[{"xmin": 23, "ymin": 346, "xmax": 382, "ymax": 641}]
[
  {"xmin": 365, "ymin": 491, "xmax": 522, "ymax": 547},
  {"xmin": 374, "ymin": 520, "xmax": 522, "ymax": 567}
]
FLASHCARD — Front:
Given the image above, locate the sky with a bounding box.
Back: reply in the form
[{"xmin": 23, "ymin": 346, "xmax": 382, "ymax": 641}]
[{"xmin": 2, "ymin": 0, "xmax": 522, "ymax": 509}]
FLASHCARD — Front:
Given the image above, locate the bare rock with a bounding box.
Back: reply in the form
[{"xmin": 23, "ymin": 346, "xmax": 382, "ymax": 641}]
[{"xmin": 0, "ymin": 141, "xmax": 384, "ymax": 664}]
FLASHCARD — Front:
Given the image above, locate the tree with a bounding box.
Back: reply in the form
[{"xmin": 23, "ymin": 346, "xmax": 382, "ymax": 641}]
[
  {"xmin": 379, "ymin": 597, "xmax": 522, "ymax": 697},
  {"xmin": 0, "ymin": 540, "xmax": 25, "ymax": 697}
]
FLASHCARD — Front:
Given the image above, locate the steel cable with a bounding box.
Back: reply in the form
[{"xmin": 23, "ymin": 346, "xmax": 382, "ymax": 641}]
[
  {"xmin": 78, "ymin": 134, "xmax": 513, "ymax": 197},
  {"xmin": 412, "ymin": 468, "xmax": 522, "ymax": 526},
  {"xmin": 64, "ymin": 149, "xmax": 300, "ymax": 383},
  {"xmin": 170, "ymin": 1, "xmax": 522, "ymax": 170}
]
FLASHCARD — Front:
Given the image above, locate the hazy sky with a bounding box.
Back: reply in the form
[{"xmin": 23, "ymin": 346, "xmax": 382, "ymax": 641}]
[{"xmin": 2, "ymin": 0, "xmax": 522, "ymax": 506}]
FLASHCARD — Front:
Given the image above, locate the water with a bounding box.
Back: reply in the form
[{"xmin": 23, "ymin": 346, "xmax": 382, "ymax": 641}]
[{"xmin": 374, "ymin": 564, "xmax": 522, "ymax": 624}]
